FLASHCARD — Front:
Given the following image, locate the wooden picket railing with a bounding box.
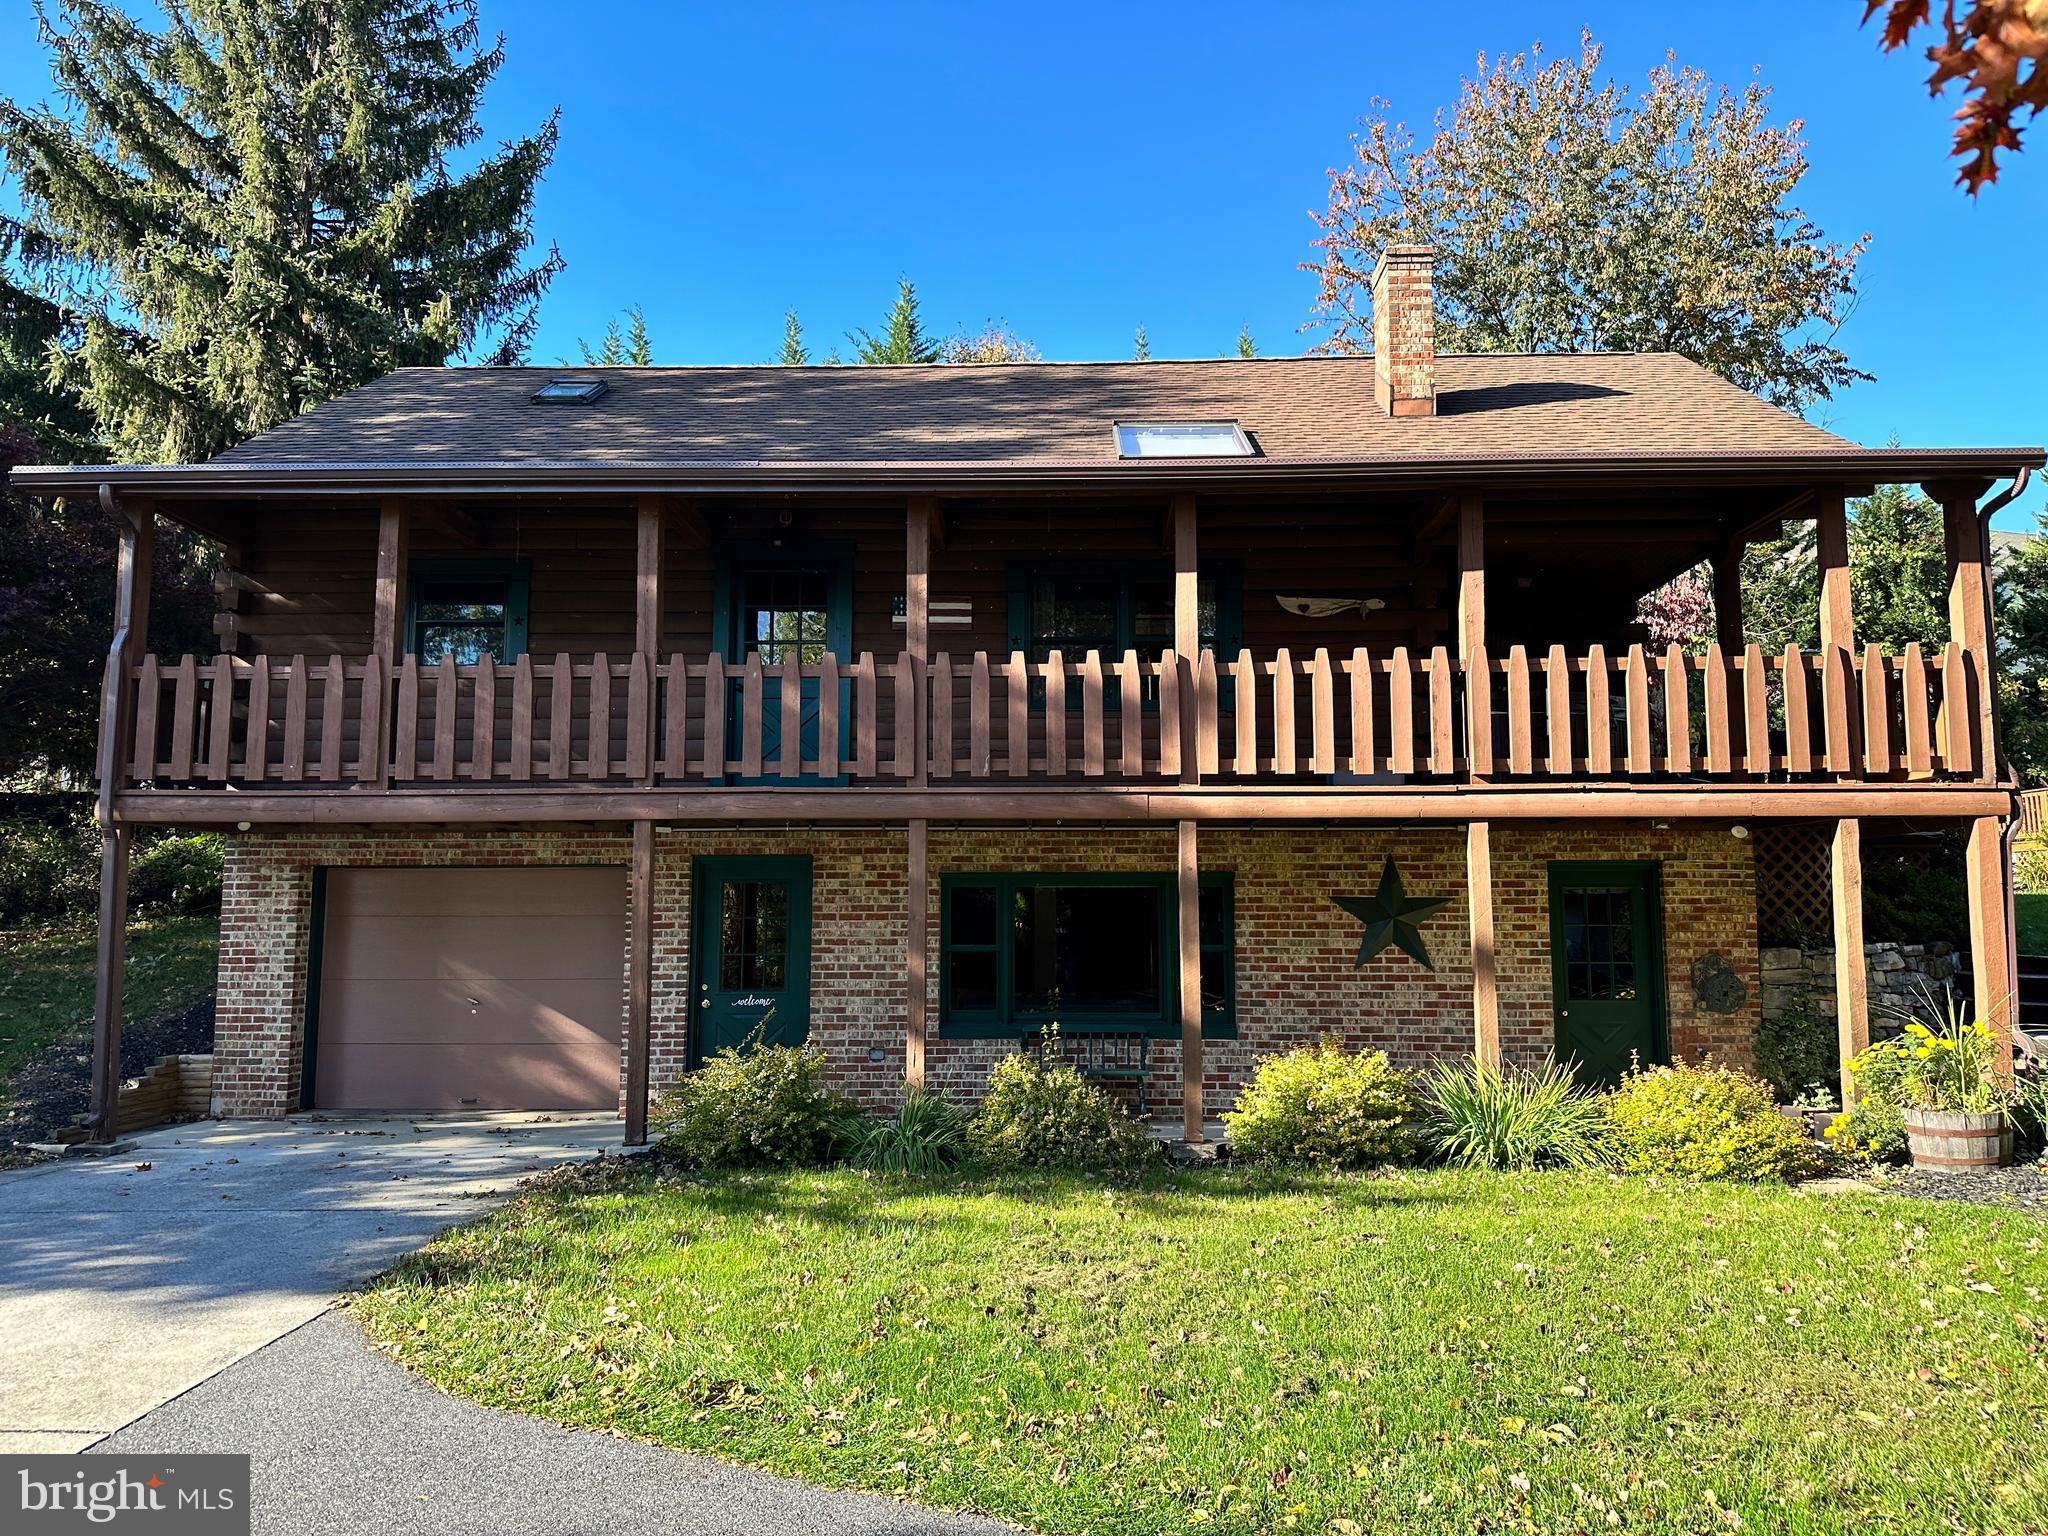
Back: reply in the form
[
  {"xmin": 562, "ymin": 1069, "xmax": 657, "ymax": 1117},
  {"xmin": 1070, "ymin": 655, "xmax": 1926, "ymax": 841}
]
[{"xmin": 113, "ymin": 640, "xmax": 1991, "ymax": 792}]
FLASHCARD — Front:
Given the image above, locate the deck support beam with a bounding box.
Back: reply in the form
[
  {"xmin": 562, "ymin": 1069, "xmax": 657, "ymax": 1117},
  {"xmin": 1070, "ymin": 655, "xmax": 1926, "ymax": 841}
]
[
  {"xmin": 1173, "ymin": 494, "xmax": 1199, "ymax": 783},
  {"xmin": 371, "ymin": 498, "xmax": 410, "ymax": 664},
  {"xmin": 1815, "ymin": 488, "xmax": 1853, "ymax": 659},
  {"xmin": 90, "ymin": 492, "xmax": 153, "ymax": 1141},
  {"xmin": 1714, "ymin": 536, "xmax": 1744, "ymax": 653},
  {"xmin": 1965, "ymin": 816, "xmax": 2016, "ymax": 1067},
  {"xmin": 1830, "ymin": 817, "xmax": 1869, "ymax": 1103},
  {"xmin": 1456, "ymin": 493, "xmax": 1484, "ymax": 662},
  {"xmin": 624, "ymin": 821, "xmax": 655, "ymax": 1146},
  {"xmin": 1936, "ymin": 482, "xmax": 1999, "ymax": 777},
  {"xmin": 1467, "ymin": 820, "xmax": 1500, "ymax": 1067},
  {"xmin": 1177, "ymin": 819, "xmax": 1203, "ymax": 1142},
  {"xmin": 906, "ymin": 816, "xmax": 929, "ymax": 1093}
]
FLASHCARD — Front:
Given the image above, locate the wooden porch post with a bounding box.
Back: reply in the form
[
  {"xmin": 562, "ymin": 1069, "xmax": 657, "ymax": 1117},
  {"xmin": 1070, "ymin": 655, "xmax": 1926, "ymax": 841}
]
[
  {"xmin": 1964, "ymin": 816, "xmax": 2016, "ymax": 1061},
  {"xmin": 90, "ymin": 492, "xmax": 153, "ymax": 1141},
  {"xmin": 1456, "ymin": 493, "xmax": 1484, "ymax": 663},
  {"xmin": 1467, "ymin": 821, "xmax": 1500, "ymax": 1067},
  {"xmin": 1171, "ymin": 495, "xmax": 1204, "ymax": 1139},
  {"xmin": 624, "ymin": 820, "xmax": 655, "ymax": 1145},
  {"xmin": 905, "ymin": 498, "xmax": 934, "ymax": 1091},
  {"xmin": 1815, "ymin": 489, "xmax": 1853, "ymax": 658},
  {"xmin": 1935, "ymin": 481, "xmax": 1998, "ymax": 777},
  {"xmin": 906, "ymin": 817, "xmax": 929, "ymax": 1093},
  {"xmin": 1455, "ymin": 494, "xmax": 1500, "ymax": 1068},
  {"xmin": 1177, "ymin": 819, "xmax": 1203, "ymax": 1141},
  {"xmin": 371, "ymin": 497, "xmax": 410, "ymax": 663},
  {"xmin": 1830, "ymin": 817, "xmax": 1870, "ymax": 1103},
  {"xmin": 636, "ymin": 495, "xmax": 666, "ymax": 789},
  {"xmin": 1714, "ymin": 537, "xmax": 1744, "ymax": 653}
]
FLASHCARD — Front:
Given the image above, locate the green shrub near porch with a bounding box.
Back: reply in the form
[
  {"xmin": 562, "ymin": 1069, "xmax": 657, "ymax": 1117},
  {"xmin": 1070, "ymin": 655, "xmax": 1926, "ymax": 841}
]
[
  {"xmin": 1606, "ymin": 1060, "xmax": 1829, "ymax": 1182},
  {"xmin": 1222, "ymin": 1037, "xmax": 1419, "ymax": 1167},
  {"xmin": 359, "ymin": 1162, "xmax": 2048, "ymax": 1536}
]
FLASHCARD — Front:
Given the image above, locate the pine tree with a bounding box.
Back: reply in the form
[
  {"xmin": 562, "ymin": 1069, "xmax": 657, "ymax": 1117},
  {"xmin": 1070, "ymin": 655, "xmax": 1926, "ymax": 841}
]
[
  {"xmin": 1133, "ymin": 323, "xmax": 1151, "ymax": 361},
  {"xmin": 1235, "ymin": 325, "xmax": 1257, "ymax": 358},
  {"xmin": 850, "ymin": 278, "xmax": 940, "ymax": 365},
  {"xmin": 1, "ymin": 217, "xmax": 98, "ymax": 462},
  {"xmin": 576, "ymin": 307, "xmax": 653, "ymax": 366},
  {"xmin": 780, "ymin": 308, "xmax": 808, "ymax": 366},
  {"xmin": 1, "ymin": 0, "xmax": 563, "ymax": 463}
]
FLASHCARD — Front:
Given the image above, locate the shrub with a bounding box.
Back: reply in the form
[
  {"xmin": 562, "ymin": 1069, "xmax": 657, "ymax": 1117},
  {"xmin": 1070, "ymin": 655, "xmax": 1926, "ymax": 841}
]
[
  {"xmin": 651, "ymin": 1041, "xmax": 858, "ymax": 1169},
  {"xmin": 1222, "ymin": 1037, "xmax": 1419, "ymax": 1168},
  {"xmin": 129, "ymin": 831, "xmax": 223, "ymax": 914},
  {"xmin": 966, "ymin": 1051, "xmax": 1160, "ymax": 1177},
  {"xmin": 1420, "ymin": 1055, "xmax": 1610, "ymax": 1170},
  {"xmin": 1752, "ymin": 1002, "xmax": 1838, "ymax": 1104},
  {"xmin": 847, "ymin": 1088, "xmax": 969, "ymax": 1174},
  {"xmin": 1605, "ymin": 1060, "xmax": 1828, "ymax": 1181},
  {"xmin": 2014, "ymin": 838, "xmax": 2048, "ymax": 894},
  {"xmin": 0, "ymin": 810, "xmax": 100, "ymax": 925}
]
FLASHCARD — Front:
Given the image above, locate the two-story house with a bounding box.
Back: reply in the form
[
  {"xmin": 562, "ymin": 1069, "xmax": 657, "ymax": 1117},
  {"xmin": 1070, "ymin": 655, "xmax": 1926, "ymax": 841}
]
[{"xmin": 16, "ymin": 247, "xmax": 2039, "ymax": 1145}]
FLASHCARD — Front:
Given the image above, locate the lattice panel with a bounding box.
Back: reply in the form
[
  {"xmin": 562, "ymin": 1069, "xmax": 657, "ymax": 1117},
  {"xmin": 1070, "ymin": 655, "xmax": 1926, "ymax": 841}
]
[{"xmin": 1754, "ymin": 823, "xmax": 1831, "ymax": 946}]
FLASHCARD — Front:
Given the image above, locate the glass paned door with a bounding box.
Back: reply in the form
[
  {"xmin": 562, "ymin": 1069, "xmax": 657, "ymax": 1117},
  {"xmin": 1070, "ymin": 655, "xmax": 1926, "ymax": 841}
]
[
  {"xmin": 718, "ymin": 548, "xmax": 852, "ymax": 780},
  {"xmin": 1548, "ymin": 863, "xmax": 1665, "ymax": 1087},
  {"xmin": 693, "ymin": 857, "xmax": 812, "ymax": 1063}
]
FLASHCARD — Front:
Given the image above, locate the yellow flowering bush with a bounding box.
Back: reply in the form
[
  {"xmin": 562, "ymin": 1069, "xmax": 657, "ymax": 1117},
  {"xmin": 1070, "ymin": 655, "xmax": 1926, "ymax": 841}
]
[
  {"xmin": 1605, "ymin": 1060, "xmax": 1828, "ymax": 1181},
  {"xmin": 1223, "ymin": 1037, "xmax": 1420, "ymax": 1167}
]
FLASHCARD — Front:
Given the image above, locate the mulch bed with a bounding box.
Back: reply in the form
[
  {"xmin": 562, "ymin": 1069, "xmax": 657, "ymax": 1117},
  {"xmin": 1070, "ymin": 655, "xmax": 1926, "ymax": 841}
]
[
  {"xmin": 0, "ymin": 995, "xmax": 214, "ymax": 1156},
  {"xmin": 1868, "ymin": 1153, "xmax": 2048, "ymax": 1215}
]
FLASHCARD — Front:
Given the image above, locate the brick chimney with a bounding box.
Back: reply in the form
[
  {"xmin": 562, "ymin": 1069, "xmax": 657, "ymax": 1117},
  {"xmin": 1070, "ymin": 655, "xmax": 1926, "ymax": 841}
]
[{"xmin": 1370, "ymin": 245, "xmax": 1436, "ymax": 417}]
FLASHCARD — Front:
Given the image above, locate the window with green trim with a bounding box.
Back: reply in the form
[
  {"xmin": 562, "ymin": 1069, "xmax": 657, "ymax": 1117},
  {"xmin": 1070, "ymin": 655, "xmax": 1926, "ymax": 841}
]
[
  {"xmin": 406, "ymin": 559, "xmax": 530, "ymax": 663},
  {"xmin": 1007, "ymin": 563, "xmax": 1241, "ymax": 667},
  {"xmin": 939, "ymin": 872, "xmax": 1235, "ymax": 1039}
]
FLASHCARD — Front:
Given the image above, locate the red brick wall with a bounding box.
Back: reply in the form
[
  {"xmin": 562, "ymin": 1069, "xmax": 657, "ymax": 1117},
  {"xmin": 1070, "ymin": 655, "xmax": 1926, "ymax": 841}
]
[{"xmin": 211, "ymin": 821, "xmax": 1758, "ymax": 1119}]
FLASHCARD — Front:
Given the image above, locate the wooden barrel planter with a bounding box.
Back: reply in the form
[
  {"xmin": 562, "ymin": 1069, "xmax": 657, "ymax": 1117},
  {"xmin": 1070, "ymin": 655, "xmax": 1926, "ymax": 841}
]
[{"xmin": 1903, "ymin": 1108, "xmax": 2014, "ymax": 1171}]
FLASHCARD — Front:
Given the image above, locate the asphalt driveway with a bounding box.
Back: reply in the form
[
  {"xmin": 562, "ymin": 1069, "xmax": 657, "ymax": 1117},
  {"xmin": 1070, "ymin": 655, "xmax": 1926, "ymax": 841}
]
[
  {"xmin": 98, "ymin": 1312, "xmax": 1013, "ymax": 1535},
  {"xmin": 0, "ymin": 1113, "xmax": 622, "ymax": 1452}
]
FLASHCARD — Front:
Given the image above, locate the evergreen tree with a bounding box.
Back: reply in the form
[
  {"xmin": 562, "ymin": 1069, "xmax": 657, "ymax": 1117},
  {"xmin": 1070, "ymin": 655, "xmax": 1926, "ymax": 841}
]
[
  {"xmin": 850, "ymin": 278, "xmax": 940, "ymax": 365},
  {"xmin": 780, "ymin": 308, "xmax": 807, "ymax": 366},
  {"xmin": 576, "ymin": 307, "xmax": 652, "ymax": 366},
  {"xmin": 1, "ymin": 0, "xmax": 563, "ymax": 463},
  {"xmin": 1133, "ymin": 323, "xmax": 1151, "ymax": 361},
  {"xmin": 1, "ymin": 217, "xmax": 97, "ymax": 463},
  {"xmin": 1235, "ymin": 325, "xmax": 1257, "ymax": 358}
]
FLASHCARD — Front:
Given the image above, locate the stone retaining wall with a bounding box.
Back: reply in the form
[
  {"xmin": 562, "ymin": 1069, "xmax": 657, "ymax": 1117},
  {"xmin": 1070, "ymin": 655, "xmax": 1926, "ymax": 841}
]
[{"xmin": 1760, "ymin": 941, "xmax": 1960, "ymax": 1030}]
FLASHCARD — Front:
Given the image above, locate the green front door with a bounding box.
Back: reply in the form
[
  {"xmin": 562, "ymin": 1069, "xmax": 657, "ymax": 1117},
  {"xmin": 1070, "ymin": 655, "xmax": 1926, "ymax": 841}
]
[
  {"xmin": 692, "ymin": 856, "xmax": 813, "ymax": 1063},
  {"xmin": 1547, "ymin": 862, "xmax": 1666, "ymax": 1087}
]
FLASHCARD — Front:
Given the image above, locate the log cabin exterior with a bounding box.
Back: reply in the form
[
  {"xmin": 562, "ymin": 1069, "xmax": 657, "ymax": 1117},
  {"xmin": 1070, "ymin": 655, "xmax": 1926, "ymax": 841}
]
[{"xmin": 15, "ymin": 248, "xmax": 2041, "ymax": 1143}]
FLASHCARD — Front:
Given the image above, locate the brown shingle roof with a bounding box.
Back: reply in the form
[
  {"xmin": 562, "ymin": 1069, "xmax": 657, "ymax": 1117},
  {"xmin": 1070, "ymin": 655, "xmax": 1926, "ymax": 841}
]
[{"xmin": 211, "ymin": 353, "xmax": 1856, "ymax": 467}]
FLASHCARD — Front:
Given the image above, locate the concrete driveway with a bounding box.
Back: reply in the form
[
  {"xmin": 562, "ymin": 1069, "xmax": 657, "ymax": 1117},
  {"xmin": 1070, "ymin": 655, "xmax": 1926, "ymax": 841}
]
[{"xmin": 0, "ymin": 1113, "xmax": 622, "ymax": 1452}]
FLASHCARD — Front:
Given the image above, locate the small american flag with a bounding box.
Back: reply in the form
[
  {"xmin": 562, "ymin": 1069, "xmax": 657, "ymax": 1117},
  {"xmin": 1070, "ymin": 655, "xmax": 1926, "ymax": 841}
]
[{"xmin": 891, "ymin": 597, "xmax": 972, "ymax": 625}]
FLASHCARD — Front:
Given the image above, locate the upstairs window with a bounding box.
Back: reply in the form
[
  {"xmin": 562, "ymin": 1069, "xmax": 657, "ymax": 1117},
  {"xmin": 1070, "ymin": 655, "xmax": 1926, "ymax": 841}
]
[
  {"xmin": 405, "ymin": 559, "xmax": 530, "ymax": 663},
  {"xmin": 1114, "ymin": 421, "xmax": 1253, "ymax": 458},
  {"xmin": 740, "ymin": 568, "xmax": 832, "ymax": 664},
  {"xmin": 1007, "ymin": 563, "xmax": 1243, "ymax": 694}
]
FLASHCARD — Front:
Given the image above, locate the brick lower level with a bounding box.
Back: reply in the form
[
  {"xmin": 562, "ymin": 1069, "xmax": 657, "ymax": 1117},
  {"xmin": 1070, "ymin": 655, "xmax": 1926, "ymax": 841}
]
[{"xmin": 211, "ymin": 821, "xmax": 1761, "ymax": 1119}]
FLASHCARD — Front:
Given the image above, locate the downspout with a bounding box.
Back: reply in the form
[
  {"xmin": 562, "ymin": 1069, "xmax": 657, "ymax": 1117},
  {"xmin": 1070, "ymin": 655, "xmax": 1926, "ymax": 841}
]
[{"xmin": 1977, "ymin": 469, "xmax": 2033, "ymax": 1059}]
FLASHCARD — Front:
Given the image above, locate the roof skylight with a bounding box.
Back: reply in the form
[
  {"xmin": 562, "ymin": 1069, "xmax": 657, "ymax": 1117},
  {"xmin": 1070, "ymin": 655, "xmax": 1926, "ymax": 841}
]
[
  {"xmin": 1114, "ymin": 421, "xmax": 1254, "ymax": 458},
  {"xmin": 532, "ymin": 378, "xmax": 608, "ymax": 404}
]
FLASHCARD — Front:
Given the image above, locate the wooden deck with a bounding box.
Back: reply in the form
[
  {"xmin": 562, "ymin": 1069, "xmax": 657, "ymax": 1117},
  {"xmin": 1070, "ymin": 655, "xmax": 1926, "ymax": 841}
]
[{"xmin": 114, "ymin": 640, "xmax": 1993, "ymax": 806}]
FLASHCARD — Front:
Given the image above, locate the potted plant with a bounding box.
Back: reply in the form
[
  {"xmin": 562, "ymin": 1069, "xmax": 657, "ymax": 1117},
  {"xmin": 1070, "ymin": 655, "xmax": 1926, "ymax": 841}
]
[{"xmin": 1882, "ymin": 1001, "xmax": 2014, "ymax": 1171}]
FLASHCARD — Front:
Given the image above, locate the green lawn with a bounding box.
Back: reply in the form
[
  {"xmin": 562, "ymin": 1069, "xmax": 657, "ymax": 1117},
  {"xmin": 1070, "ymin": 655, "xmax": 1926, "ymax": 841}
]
[
  {"xmin": 2016, "ymin": 892, "xmax": 2048, "ymax": 956},
  {"xmin": 0, "ymin": 915, "xmax": 219, "ymax": 1088},
  {"xmin": 357, "ymin": 1163, "xmax": 2048, "ymax": 1535}
]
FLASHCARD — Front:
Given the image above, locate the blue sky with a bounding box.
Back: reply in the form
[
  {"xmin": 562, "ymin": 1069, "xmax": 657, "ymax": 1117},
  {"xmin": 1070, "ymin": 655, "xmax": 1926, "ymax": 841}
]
[{"xmin": 2, "ymin": 1, "xmax": 2042, "ymax": 523}]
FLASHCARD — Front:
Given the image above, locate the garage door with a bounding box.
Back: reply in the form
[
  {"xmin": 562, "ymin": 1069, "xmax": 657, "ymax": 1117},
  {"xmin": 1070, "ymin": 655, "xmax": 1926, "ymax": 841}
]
[{"xmin": 309, "ymin": 867, "xmax": 627, "ymax": 1111}]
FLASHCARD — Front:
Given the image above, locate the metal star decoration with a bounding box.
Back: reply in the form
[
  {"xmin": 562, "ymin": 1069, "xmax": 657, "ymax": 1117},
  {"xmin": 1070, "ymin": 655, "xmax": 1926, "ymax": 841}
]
[{"xmin": 1332, "ymin": 857, "xmax": 1453, "ymax": 971}]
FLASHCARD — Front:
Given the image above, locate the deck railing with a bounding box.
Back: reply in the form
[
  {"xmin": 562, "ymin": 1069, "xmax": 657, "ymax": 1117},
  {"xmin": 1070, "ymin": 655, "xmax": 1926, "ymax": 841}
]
[{"xmin": 113, "ymin": 641, "xmax": 1991, "ymax": 792}]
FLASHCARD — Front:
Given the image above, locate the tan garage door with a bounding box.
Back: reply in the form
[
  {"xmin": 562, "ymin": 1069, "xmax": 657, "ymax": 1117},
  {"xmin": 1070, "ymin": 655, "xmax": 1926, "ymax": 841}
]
[{"xmin": 310, "ymin": 867, "xmax": 627, "ymax": 1111}]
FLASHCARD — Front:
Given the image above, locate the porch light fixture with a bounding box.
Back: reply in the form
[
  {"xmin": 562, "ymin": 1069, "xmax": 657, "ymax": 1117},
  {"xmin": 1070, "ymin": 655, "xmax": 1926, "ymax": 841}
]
[
  {"xmin": 531, "ymin": 377, "xmax": 608, "ymax": 404},
  {"xmin": 1114, "ymin": 421, "xmax": 1254, "ymax": 458}
]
